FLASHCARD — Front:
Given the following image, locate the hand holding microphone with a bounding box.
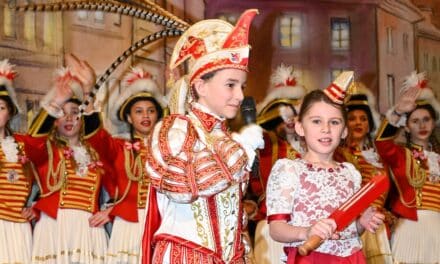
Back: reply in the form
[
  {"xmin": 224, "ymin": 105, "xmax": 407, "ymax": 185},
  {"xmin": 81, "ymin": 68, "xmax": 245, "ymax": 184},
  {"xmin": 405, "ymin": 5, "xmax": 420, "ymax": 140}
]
[{"xmin": 232, "ymin": 97, "xmax": 264, "ymax": 170}]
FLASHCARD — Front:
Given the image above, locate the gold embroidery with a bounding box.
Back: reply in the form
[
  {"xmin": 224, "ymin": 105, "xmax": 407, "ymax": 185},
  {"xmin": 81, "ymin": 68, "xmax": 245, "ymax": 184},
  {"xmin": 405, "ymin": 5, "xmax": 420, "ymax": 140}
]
[
  {"xmin": 405, "ymin": 149, "xmax": 427, "ymax": 207},
  {"xmin": 191, "ymin": 201, "xmax": 209, "ymax": 246},
  {"xmin": 219, "ymin": 188, "xmax": 239, "ymax": 259}
]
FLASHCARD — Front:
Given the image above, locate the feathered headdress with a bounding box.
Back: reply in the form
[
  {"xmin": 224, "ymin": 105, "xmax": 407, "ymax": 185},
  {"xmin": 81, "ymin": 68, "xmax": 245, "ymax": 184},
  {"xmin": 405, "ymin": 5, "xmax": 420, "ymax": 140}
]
[
  {"xmin": 108, "ymin": 66, "xmax": 166, "ymax": 135},
  {"xmin": 41, "ymin": 67, "xmax": 84, "ymax": 114},
  {"xmin": 401, "ymin": 71, "xmax": 428, "ymax": 93},
  {"xmin": 257, "ymin": 64, "xmax": 306, "ymax": 128},
  {"xmin": 0, "ymin": 59, "xmax": 21, "ymax": 115}
]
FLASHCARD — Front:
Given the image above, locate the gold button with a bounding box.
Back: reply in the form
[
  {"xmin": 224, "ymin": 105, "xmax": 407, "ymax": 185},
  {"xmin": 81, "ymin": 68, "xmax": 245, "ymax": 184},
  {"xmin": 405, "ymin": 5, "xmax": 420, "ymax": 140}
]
[
  {"xmin": 60, "ymin": 201, "xmax": 64, "ymax": 206},
  {"xmin": 62, "ymin": 191, "xmax": 67, "ymax": 195},
  {"xmin": 87, "ymin": 206, "xmax": 91, "ymax": 210},
  {"xmin": 90, "ymin": 186, "xmax": 95, "ymax": 190}
]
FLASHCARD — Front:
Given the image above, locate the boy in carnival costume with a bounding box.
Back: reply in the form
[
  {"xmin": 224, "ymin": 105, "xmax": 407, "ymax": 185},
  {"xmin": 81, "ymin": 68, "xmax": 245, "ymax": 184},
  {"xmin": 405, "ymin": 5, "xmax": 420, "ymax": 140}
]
[{"xmin": 141, "ymin": 9, "xmax": 264, "ymax": 264}]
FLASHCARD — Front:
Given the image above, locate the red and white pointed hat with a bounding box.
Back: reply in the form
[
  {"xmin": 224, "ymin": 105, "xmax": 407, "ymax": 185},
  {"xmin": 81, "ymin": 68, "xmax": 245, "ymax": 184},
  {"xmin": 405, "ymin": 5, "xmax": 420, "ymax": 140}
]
[
  {"xmin": 323, "ymin": 71, "xmax": 354, "ymax": 104},
  {"xmin": 169, "ymin": 9, "xmax": 258, "ymax": 86}
]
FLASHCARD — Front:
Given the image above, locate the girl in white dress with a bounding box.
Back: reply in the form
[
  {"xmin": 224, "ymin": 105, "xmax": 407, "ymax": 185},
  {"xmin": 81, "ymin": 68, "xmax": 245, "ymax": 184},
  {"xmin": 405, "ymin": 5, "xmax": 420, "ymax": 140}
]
[{"xmin": 266, "ymin": 73, "xmax": 385, "ymax": 263}]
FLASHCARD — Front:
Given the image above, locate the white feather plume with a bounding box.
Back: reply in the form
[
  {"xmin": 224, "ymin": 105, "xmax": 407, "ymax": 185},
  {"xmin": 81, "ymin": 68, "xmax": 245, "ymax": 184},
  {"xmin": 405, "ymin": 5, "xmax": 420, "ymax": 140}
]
[
  {"xmin": 0, "ymin": 59, "xmax": 21, "ymax": 114},
  {"xmin": 270, "ymin": 63, "xmax": 300, "ymax": 87},
  {"xmin": 401, "ymin": 71, "xmax": 427, "ymax": 93}
]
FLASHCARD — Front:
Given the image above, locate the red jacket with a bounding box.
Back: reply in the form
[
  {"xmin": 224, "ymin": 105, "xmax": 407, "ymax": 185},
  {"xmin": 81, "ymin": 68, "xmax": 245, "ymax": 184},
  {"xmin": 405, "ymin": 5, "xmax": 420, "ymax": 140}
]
[
  {"xmin": 89, "ymin": 128, "xmax": 150, "ymax": 222},
  {"xmin": 375, "ymin": 118, "xmax": 427, "ymax": 221}
]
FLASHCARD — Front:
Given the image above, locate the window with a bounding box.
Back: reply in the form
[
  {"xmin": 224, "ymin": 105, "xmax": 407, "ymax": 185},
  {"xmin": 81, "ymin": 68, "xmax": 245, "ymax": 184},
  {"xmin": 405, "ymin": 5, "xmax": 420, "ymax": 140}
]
[
  {"xmin": 94, "ymin": 11, "xmax": 104, "ymax": 24},
  {"xmin": 424, "ymin": 53, "xmax": 429, "ymax": 71},
  {"xmin": 403, "ymin": 33, "xmax": 409, "ymax": 58},
  {"xmin": 77, "ymin": 10, "xmax": 88, "ymax": 20},
  {"xmin": 331, "ymin": 18, "xmax": 350, "ymax": 50},
  {"xmin": 387, "ymin": 74, "xmax": 395, "ymax": 106},
  {"xmin": 279, "ymin": 14, "xmax": 302, "ymax": 48},
  {"xmin": 43, "ymin": 13, "xmax": 55, "ymax": 47},
  {"xmin": 3, "ymin": 4, "xmax": 16, "ymax": 37},
  {"xmin": 386, "ymin": 27, "xmax": 394, "ymax": 53},
  {"xmin": 24, "ymin": 12, "xmax": 35, "ymax": 41},
  {"xmin": 217, "ymin": 13, "xmax": 238, "ymax": 24}
]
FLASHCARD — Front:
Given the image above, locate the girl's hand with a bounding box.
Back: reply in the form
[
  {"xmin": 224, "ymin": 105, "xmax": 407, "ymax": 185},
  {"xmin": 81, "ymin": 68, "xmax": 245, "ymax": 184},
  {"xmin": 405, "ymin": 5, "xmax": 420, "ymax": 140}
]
[
  {"xmin": 358, "ymin": 206, "xmax": 385, "ymax": 233},
  {"xmin": 21, "ymin": 207, "xmax": 36, "ymax": 221},
  {"xmin": 53, "ymin": 74, "xmax": 74, "ymax": 107},
  {"xmin": 306, "ymin": 218, "xmax": 339, "ymax": 240},
  {"xmin": 395, "ymin": 85, "xmax": 422, "ymax": 114},
  {"xmin": 65, "ymin": 53, "xmax": 96, "ymax": 94},
  {"xmin": 88, "ymin": 206, "xmax": 113, "ymax": 227}
]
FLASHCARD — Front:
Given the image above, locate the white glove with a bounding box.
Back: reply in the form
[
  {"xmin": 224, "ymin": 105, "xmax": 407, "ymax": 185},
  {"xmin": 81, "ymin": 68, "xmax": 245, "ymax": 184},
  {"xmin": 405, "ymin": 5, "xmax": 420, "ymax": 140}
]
[{"xmin": 232, "ymin": 124, "xmax": 264, "ymax": 170}]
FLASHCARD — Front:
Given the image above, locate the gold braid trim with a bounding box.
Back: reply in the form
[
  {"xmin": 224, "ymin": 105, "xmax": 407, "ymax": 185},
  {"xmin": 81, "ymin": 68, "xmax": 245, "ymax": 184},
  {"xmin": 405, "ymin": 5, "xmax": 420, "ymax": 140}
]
[
  {"xmin": 406, "ymin": 148, "xmax": 428, "ymax": 188},
  {"xmin": 43, "ymin": 140, "xmax": 66, "ymax": 196},
  {"xmin": 405, "ymin": 148, "xmax": 428, "ymax": 207},
  {"xmin": 110, "ymin": 146, "xmax": 147, "ymax": 206},
  {"xmin": 124, "ymin": 148, "xmax": 145, "ymax": 181}
]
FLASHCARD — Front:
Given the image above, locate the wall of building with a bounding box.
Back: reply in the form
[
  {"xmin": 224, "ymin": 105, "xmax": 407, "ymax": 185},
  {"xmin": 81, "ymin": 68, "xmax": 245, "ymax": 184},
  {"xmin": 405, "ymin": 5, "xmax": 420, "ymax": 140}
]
[{"xmin": 204, "ymin": 0, "xmax": 378, "ymax": 105}]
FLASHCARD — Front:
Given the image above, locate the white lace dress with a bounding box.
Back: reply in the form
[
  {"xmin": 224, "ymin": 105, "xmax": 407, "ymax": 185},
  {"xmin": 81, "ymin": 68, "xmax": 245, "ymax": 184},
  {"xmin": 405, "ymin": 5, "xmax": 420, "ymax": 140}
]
[{"xmin": 266, "ymin": 158, "xmax": 363, "ymax": 261}]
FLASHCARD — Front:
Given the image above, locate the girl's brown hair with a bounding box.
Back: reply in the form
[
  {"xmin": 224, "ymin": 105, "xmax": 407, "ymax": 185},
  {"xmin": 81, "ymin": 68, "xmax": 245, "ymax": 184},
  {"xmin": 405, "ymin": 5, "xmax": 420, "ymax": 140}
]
[{"xmin": 298, "ymin": 89, "xmax": 347, "ymax": 123}]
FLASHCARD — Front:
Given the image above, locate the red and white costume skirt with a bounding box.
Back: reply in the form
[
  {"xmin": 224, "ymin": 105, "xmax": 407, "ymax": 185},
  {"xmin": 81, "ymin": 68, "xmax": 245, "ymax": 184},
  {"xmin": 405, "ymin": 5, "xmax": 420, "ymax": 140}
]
[
  {"xmin": 0, "ymin": 219, "xmax": 32, "ymax": 263},
  {"xmin": 106, "ymin": 209, "xmax": 146, "ymax": 263},
  {"xmin": 391, "ymin": 210, "xmax": 440, "ymax": 263},
  {"xmin": 32, "ymin": 209, "xmax": 108, "ymax": 263}
]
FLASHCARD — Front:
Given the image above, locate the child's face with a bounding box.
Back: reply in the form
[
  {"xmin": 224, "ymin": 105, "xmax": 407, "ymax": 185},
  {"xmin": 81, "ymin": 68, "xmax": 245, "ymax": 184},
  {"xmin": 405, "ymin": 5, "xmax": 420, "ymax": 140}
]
[
  {"xmin": 194, "ymin": 68, "xmax": 246, "ymax": 119},
  {"xmin": 405, "ymin": 108, "xmax": 434, "ymax": 145},
  {"xmin": 295, "ymin": 101, "xmax": 347, "ymax": 158},
  {"xmin": 55, "ymin": 102, "xmax": 82, "ymax": 140},
  {"xmin": 0, "ymin": 99, "xmax": 11, "ymax": 129},
  {"xmin": 127, "ymin": 100, "xmax": 159, "ymax": 137},
  {"xmin": 347, "ymin": 109, "xmax": 370, "ymax": 142}
]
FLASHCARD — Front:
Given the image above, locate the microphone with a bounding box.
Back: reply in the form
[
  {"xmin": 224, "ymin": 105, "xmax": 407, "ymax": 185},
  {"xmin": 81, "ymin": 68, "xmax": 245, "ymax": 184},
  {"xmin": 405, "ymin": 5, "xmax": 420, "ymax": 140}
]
[
  {"xmin": 241, "ymin": 96, "xmax": 257, "ymax": 125},
  {"xmin": 240, "ymin": 96, "xmax": 260, "ymax": 180}
]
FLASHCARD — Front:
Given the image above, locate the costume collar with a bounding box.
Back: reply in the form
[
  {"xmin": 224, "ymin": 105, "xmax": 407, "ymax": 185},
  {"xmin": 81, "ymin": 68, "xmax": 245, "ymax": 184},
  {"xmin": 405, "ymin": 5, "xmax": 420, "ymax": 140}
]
[
  {"xmin": 190, "ymin": 103, "xmax": 227, "ymax": 132},
  {"xmin": 409, "ymin": 142, "xmax": 424, "ymax": 151},
  {"xmin": 132, "ymin": 133, "xmax": 149, "ymax": 146}
]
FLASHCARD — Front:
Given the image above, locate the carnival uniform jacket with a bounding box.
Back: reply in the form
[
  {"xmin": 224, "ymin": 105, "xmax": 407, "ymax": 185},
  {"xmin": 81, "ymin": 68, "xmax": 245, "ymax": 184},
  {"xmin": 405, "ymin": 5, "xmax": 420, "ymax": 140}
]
[
  {"xmin": 375, "ymin": 118, "xmax": 440, "ymax": 220},
  {"xmin": 144, "ymin": 103, "xmax": 251, "ymax": 263},
  {"xmin": 21, "ymin": 109, "xmax": 114, "ymax": 219},
  {"xmin": 0, "ymin": 134, "xmax": 35, "ymax": 223},
  {"xmin": 334, "ymin": 145, "xmax": 389, "ymax": 209},
  {"xmin": 89, "ymin": 127, "xmax": 152, "ymax": 222}
]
